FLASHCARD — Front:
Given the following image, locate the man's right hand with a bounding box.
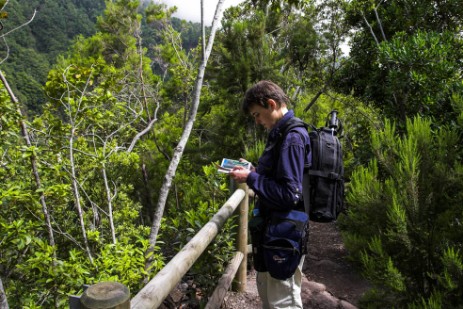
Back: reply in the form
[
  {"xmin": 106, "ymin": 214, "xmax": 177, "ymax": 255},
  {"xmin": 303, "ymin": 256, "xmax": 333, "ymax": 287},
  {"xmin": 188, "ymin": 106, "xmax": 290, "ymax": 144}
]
[{"xmin": 229, "ymin": 166, "xmax": 251, "ymax": 183}]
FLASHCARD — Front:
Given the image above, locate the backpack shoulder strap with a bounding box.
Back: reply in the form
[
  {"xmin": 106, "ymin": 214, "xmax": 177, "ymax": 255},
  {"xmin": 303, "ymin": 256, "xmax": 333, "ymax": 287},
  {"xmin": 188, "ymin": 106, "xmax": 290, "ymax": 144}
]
[
  {"xmin": 278, "ymin": 117, "xmax": 311, "ymax": 169},
  {"xmin": 276, "ymin": 117, "xmax": 309, "ymax": 151},
  {"xmin": 274, "ymin": 117, "xmax": 303, "ymax": 150},
  {"xmin": 279, "ymin": 117, "xmax": 308, "ymax": 135},
  {"xmin": 276, "ymin": 117, "xmax": 312, "ymax": 214}
]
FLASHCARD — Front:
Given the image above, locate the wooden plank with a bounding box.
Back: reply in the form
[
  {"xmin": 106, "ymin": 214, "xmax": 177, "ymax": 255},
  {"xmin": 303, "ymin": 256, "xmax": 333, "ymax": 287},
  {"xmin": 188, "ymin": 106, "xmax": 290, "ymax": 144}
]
[{"xmin": 205, "ymin": 251, "xmax": 244, "ymax": 309}]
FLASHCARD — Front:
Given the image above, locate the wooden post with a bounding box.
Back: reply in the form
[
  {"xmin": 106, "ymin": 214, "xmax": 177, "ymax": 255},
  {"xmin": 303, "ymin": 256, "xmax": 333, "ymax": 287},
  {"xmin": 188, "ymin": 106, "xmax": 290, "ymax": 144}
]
[
  {"xmin": 236, "ymin": 183, "xmax": 248, "ymax": 292},
  {"xmin": 80, "ymin": 282, "xmax": 130, "ymax": 309}
]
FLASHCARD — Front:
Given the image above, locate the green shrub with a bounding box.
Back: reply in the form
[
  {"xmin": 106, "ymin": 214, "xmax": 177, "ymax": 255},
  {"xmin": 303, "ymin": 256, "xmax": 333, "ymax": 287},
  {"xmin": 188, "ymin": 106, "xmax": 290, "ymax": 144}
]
[{"xmin": 339, "ymin": 116, "xmax": 463, "ymax": 308}]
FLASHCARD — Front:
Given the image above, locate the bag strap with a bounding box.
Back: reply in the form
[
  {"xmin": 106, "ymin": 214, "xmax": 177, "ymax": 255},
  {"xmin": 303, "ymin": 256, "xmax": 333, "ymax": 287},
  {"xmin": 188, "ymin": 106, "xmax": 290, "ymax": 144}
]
[{"xmin": 277, "ymin": 117, "xmax": 311, "ymax": 170}]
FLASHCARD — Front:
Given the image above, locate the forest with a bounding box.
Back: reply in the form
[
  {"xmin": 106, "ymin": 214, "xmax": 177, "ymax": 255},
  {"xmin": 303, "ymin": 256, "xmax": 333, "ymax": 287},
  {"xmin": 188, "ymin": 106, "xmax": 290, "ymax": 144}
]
[{"xmin": 0, "ymin": 0, "xmax": 462, "ymax": 308}]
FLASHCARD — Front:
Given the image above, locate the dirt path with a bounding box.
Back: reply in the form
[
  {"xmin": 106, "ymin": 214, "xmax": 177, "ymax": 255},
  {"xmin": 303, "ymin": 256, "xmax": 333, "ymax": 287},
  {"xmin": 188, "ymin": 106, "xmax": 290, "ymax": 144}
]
[{"xmin": 222, "ymin": 221, "xmax": 372, "ymax": 308}]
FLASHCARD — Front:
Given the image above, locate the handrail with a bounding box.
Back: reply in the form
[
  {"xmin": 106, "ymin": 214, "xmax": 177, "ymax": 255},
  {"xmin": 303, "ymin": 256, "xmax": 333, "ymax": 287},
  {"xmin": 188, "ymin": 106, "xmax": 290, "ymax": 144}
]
[{"xmin": 130, "ymin": 185, "xmax": 248, "ymax": 309}]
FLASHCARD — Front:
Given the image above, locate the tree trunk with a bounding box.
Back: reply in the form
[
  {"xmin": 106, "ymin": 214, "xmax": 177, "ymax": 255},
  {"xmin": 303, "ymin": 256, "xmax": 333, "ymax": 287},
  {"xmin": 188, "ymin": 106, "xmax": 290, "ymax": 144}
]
[
  {"xmin": 0, "ymin": 278, "xmax": 8, "ymax": 309},
  {"xmin": 69, "ymin": 128, "xmax": 94, "ymax": 264},
  {"xmin": 201, "ymin": 0, "xmax": 206, "ymax": 61},
  {"xmin": 144, "ymin": 0, "xmax": 227, "ymax": 274},
  {"xmin": 0, "ymin": 71, "xmax": 56, "ymax": 251},
  {"xmin": 102, "ymin": 164, "xmax": 117, "ymax": 244}
]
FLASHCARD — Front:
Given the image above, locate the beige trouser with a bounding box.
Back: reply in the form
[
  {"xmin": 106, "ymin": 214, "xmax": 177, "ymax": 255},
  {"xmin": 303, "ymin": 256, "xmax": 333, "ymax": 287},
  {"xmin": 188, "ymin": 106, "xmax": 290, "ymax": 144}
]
[{"xmin": 256, "ymin": 256, "xmax": 305, "ymax": 309}]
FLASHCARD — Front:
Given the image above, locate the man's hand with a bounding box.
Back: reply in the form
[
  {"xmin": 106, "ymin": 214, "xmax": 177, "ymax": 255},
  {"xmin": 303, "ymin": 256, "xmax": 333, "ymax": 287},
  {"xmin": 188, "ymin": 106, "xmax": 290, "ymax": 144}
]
[{"xmin": 229, "ymin": 166, "xmax": 251, "ymax": 183}]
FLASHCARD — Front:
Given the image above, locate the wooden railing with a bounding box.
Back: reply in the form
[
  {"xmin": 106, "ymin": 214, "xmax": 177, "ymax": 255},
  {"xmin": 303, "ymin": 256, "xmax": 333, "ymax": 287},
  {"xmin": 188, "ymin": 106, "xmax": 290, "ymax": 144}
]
[{"xmin": 71, "ymin": 183, "xmax": 249, "ymax": 309}]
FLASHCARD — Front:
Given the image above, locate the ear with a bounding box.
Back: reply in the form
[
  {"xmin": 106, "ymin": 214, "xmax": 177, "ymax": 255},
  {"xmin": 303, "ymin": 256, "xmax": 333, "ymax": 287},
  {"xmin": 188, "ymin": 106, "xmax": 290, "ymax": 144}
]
[{"xmin": 267, "ymin": 99, "xmax": 277, "ymax": 110}]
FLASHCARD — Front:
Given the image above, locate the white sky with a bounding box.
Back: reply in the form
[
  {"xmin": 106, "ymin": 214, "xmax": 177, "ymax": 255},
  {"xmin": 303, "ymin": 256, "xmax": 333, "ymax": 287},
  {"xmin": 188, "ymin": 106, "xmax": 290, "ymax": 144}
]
[
  {"xmin": 158, "ymin": 0, "xmax": 245, "ymax": 24},
  {"xmin": 155, "ymin": 0, "xmax": 350, "ymax": 54}
]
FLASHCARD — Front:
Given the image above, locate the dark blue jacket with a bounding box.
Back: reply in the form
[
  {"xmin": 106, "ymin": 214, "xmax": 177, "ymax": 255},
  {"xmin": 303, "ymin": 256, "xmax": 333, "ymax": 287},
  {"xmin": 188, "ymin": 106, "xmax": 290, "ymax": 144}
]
[{"xmin": 246, "ymin": 110, "xmax": 311, "ymax": 215}]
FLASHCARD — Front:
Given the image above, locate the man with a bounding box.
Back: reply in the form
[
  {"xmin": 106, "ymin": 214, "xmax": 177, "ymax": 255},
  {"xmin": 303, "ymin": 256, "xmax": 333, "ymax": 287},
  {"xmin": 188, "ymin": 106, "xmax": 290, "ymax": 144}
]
[{"xmin": 230, "ymin": 80, "xmax": 311, "ymax": 308}]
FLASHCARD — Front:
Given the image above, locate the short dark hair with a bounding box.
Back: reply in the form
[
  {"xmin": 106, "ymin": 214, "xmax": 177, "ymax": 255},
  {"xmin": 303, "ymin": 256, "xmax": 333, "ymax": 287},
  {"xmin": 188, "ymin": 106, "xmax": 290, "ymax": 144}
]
[{"xmin": 242, "ymin": 80, "xmax": 289, "ymax": 113}]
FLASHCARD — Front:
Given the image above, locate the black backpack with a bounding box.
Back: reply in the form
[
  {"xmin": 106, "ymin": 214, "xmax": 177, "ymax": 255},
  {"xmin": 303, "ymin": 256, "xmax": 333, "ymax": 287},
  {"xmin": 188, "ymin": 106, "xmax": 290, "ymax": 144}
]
[{"xmin": 279, "ymin": 110, "xmax": 345, "ymax": 222}]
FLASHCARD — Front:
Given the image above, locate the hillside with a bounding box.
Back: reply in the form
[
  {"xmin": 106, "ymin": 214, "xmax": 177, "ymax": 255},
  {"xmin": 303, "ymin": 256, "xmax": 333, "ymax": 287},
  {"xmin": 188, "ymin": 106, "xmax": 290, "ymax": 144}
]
[{"xmin": 0, "ymin": 0, "xmax": 105, "ymax": 112}]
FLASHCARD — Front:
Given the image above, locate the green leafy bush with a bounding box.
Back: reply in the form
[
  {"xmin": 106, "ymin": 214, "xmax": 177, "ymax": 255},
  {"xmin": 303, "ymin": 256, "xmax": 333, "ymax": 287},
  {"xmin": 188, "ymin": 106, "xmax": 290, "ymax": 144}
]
[{"xmin": 339, "ymin": 116, "xmax": 463, "ymax": 307}]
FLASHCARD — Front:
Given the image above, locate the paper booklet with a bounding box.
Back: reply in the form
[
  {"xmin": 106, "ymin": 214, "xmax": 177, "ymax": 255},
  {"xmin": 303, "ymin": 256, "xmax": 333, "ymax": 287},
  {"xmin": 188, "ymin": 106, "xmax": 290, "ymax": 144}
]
[{"xmin": 216, "ymin": 158, "xmax": 251, "ymax": 174}]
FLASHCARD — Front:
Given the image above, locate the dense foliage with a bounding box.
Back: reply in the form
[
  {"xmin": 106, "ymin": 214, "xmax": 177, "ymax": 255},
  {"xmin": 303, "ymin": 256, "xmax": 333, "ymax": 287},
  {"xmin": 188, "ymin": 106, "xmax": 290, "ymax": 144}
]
[
  {"xmin": 334, "ymin": 0, "xmax": 463, "ymax": 307},
  {"xmin": 337, "ymin": 0, "xmax": 463, "ymax": 128},
  {"xmin": 340, "ymin": 117, "xmax": 463, "ymax": 307},
  {"xmin": 1, "ymin": 0, "xmax": 462, "ymax": 308},
  {"xmin": 0, "ymin": 0, "xmax": 233, "ymax": 307}
]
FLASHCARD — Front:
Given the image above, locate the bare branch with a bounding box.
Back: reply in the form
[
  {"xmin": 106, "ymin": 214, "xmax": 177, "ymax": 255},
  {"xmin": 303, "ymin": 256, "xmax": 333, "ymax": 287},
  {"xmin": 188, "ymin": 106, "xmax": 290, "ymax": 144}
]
[
  {"xmin": 102, "ymin": 164, "xmax": 117, "ymax": 244},
  {"xmin": 61, "ymin": 70, "xmax": 96, "ymax": 264},
  {"xmin": 0, "ymin": 0, "xmax": 10, "ymax": 12},
  {"xmin": 127, "ymin": 107, "xmax": 159, "ymax": 153},
  {"xmin": 374, "ymin": 5, "xmax": 387, "ymax": 41},
  {"xmin": 0, "ymin": 37, "xmax": 9, "ymax": 65},
  {"xmin": 362, "ymin": 12, "xmax": 380, "ymax": 46},
  {"xmin": 68, "ymin": 126, "xmax": 94, "ymax": 264},
  {"xmin": 0, "ymin": 70, "xmax": 56, "ymax": 252},
  {"xmin": 0, "ymin": 9, "xmax": 37, "ymax": 39}
]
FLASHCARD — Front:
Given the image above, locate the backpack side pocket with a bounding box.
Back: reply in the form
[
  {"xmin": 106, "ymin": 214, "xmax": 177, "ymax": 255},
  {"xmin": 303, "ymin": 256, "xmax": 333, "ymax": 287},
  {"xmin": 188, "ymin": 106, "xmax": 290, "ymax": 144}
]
[{"xmin": 263, "ymin": 210, "xmax": 309, "ymax": 280}]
